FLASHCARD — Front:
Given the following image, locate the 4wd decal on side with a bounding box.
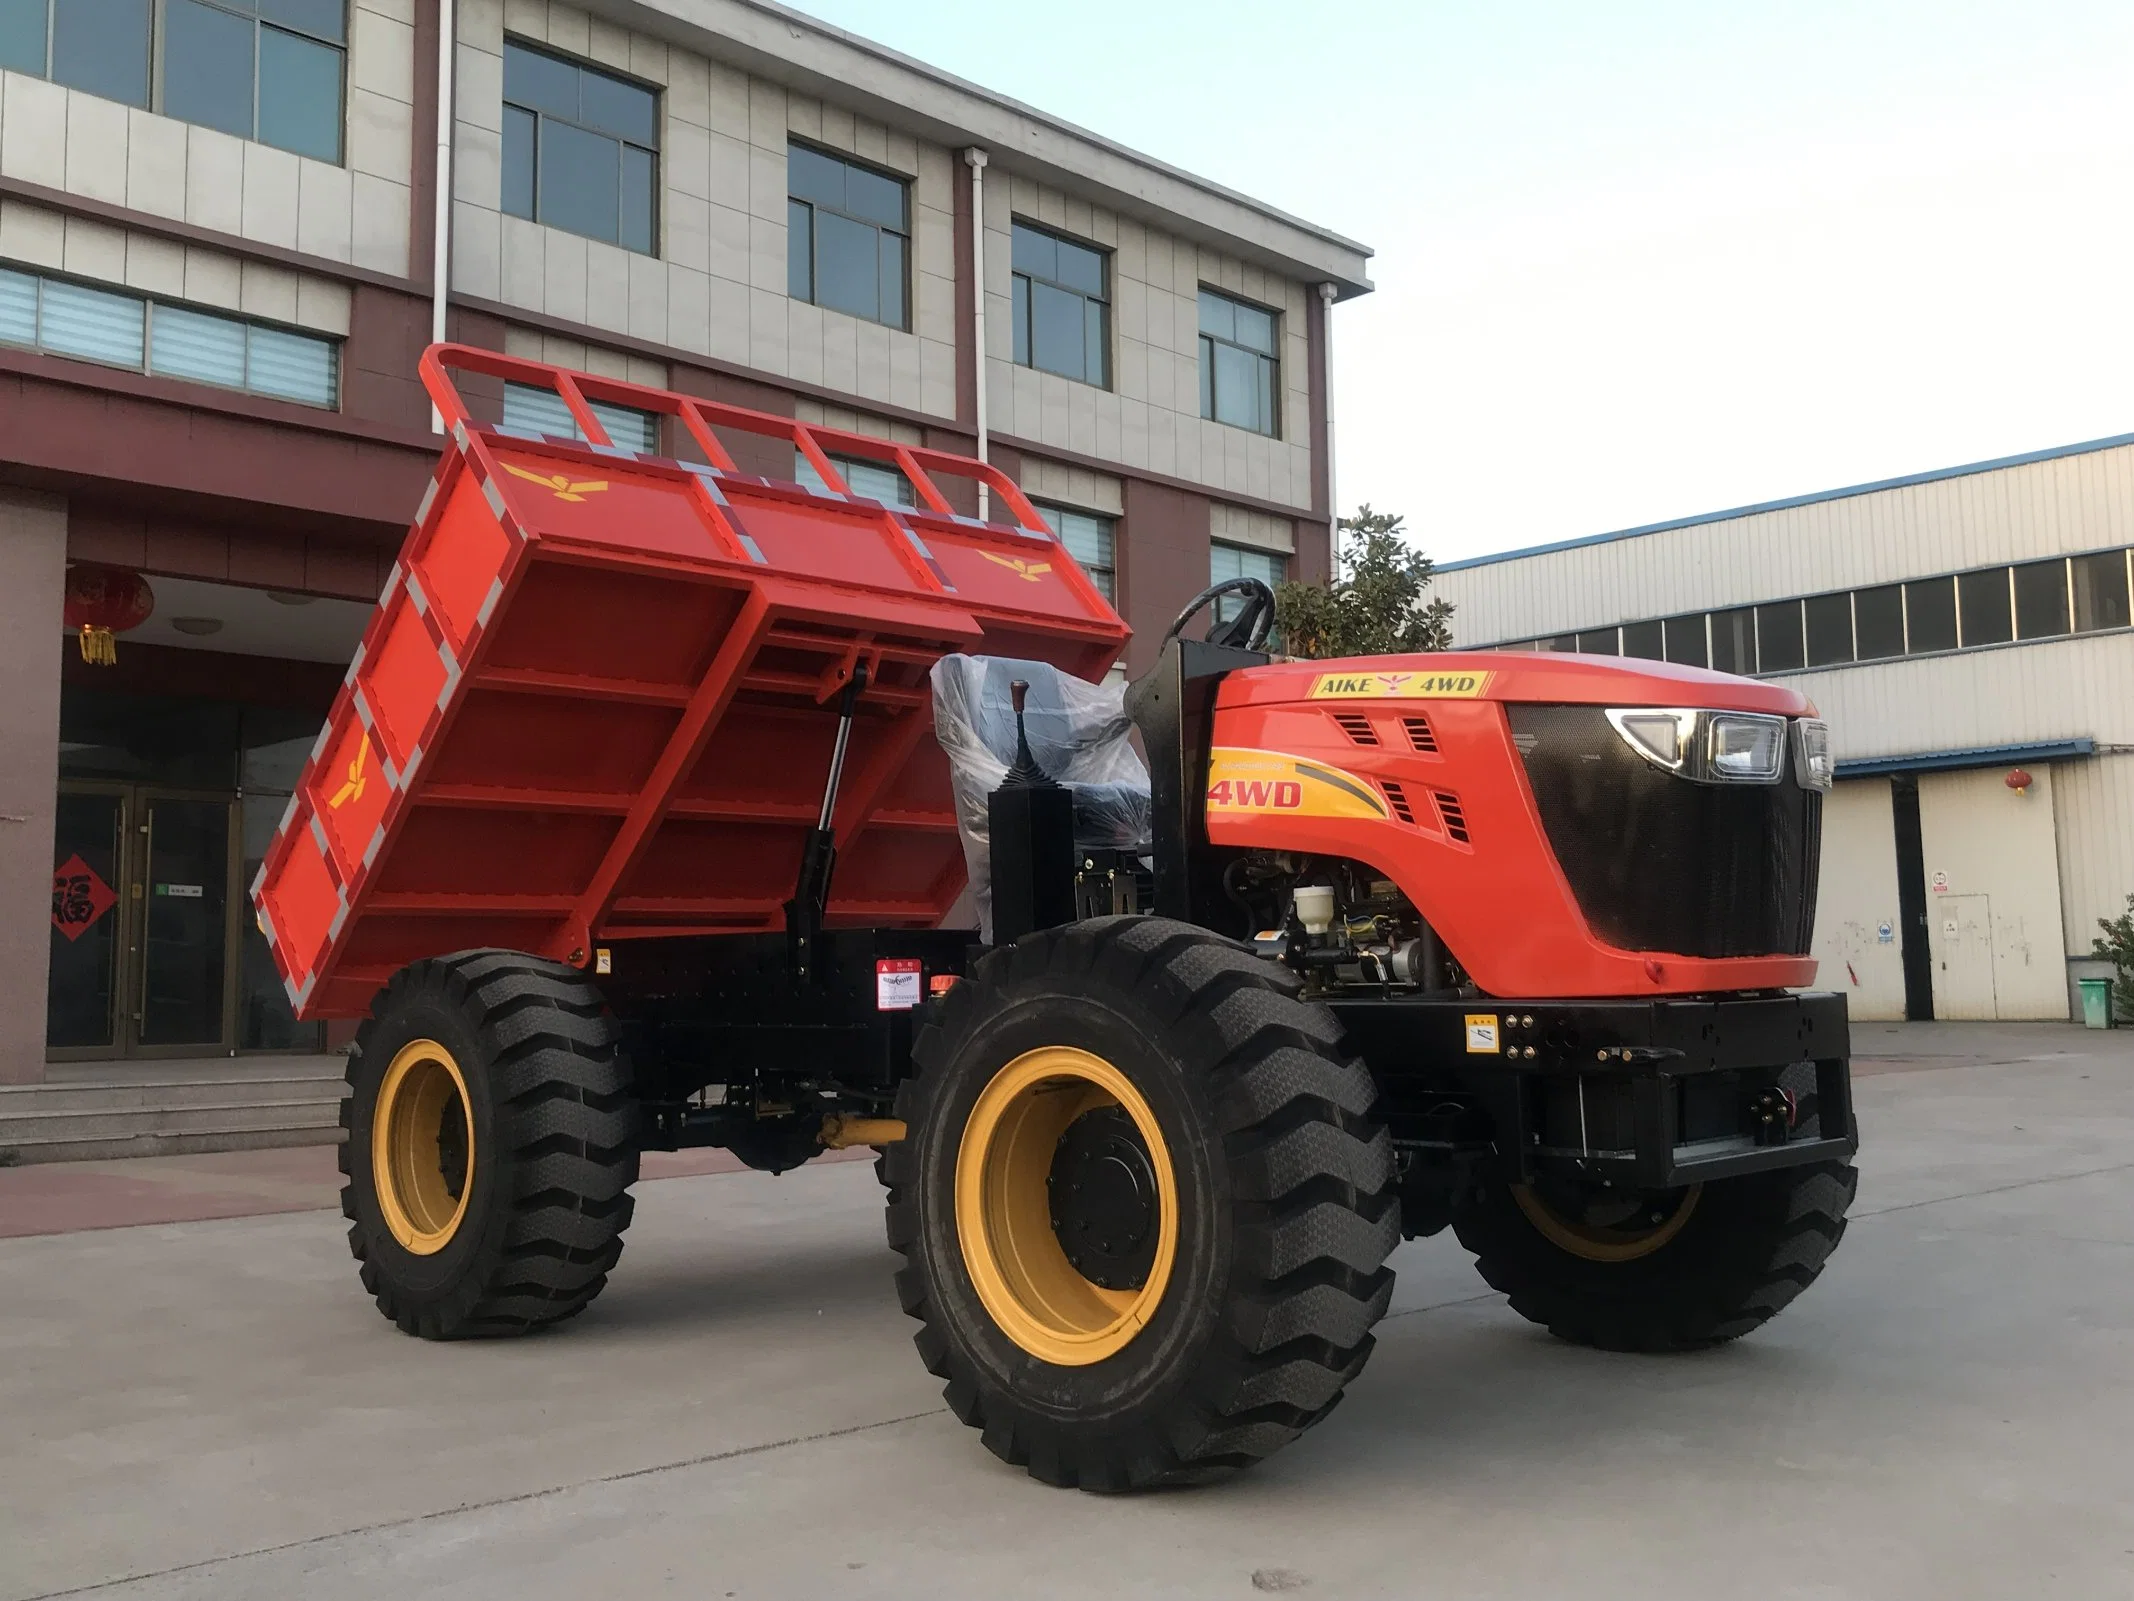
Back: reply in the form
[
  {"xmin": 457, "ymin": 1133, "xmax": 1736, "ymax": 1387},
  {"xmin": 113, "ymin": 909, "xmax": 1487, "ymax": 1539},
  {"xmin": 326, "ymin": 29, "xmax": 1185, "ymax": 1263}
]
[
  {"xmin": 1307, "ymin": 670, "xmax": 1491, "ymax": 700},
  {"xmin": 1206, "ymin": 749, "xmax": 1390, "ymax": 821}
]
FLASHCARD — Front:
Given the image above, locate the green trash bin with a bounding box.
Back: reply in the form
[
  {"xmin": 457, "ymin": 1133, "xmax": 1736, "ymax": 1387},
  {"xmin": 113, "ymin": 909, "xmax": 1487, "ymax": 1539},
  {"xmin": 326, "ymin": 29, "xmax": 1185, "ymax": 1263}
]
[{"xmin": 2079, "ymin": 977, "xmax": 2116, "ymax": 1029}]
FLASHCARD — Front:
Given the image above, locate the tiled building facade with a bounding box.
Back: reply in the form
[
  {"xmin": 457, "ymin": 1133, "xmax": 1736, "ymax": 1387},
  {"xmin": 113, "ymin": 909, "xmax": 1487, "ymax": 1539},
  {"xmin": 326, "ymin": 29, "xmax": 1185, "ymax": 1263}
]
[{"xmin": 0, "ymin": 0, "xmax": 1372, "ymax": 1078}]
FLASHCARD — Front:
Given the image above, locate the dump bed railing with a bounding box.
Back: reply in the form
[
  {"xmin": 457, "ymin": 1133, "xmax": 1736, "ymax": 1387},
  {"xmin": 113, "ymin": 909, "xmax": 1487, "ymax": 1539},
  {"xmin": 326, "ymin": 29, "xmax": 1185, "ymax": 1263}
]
[{"xmin": 253, "ymin": 345, "xmax": 1128, "ymax": 1018}]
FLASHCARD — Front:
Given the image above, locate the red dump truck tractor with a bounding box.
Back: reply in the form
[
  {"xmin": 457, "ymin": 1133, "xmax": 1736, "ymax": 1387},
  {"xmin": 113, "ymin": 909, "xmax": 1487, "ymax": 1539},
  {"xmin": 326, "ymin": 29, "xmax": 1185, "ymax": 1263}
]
[{"xmin": 255, "ymin": 347, "xmax": 1858, "ymax": 1490}]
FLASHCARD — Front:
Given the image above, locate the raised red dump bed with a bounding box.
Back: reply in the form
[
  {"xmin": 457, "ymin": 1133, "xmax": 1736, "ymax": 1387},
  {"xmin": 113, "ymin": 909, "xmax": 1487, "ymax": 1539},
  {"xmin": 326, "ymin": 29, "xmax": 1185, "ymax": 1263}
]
[{"xmin": 254, "ymin": 346, "xmax": 1126, "ymax": 1018}]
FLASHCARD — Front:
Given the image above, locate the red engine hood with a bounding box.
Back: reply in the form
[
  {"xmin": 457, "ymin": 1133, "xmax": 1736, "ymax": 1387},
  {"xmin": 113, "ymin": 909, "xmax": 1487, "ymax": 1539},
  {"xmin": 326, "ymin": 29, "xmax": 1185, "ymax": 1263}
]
[{"xmin": 1220, "ymin": 652, "xmax": 1819, "ymax": 716}]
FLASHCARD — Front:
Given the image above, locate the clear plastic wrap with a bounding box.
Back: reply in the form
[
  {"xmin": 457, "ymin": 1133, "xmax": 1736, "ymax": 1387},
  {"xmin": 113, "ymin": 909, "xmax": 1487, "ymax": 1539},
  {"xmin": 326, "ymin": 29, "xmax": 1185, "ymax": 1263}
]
[{"xmin": 930, "ymin": 654, "xmax": 1151, "ymax": 940}]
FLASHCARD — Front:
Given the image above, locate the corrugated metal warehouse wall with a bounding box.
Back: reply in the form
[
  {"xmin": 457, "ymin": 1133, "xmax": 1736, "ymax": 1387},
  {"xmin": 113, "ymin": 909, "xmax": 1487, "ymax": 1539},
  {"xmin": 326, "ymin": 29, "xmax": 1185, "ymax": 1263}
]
[{"xmin": 1432, "ymin": 434, "xmax": 2134, "ymax": 1022}]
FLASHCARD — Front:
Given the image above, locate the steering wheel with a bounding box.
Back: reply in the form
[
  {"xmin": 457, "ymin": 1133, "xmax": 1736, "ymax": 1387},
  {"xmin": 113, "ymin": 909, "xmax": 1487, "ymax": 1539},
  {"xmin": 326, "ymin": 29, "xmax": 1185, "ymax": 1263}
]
[{"xmin": 1160, "ymin": 577, "xmax": 1278, "ymax": 652}]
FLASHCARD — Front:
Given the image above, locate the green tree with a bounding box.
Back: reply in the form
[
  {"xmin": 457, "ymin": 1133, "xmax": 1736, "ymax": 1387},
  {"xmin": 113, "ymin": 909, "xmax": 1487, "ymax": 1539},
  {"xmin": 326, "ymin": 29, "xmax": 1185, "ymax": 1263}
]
[
  {"xmin": 2093, "ymin": 891, "xmax": 2134, "ymax": 1020},
  {"xmin": 1273, "ymin": 505, "xmax": 1455, "ymax": 659}
]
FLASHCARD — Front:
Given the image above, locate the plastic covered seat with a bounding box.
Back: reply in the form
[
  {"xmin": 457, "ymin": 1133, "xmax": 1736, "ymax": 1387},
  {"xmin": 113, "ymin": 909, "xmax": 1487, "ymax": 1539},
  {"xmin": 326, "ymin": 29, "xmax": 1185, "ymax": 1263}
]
[{"xmin": 930, "ymin": 654, "xmax": 1151, "ymax": 937}]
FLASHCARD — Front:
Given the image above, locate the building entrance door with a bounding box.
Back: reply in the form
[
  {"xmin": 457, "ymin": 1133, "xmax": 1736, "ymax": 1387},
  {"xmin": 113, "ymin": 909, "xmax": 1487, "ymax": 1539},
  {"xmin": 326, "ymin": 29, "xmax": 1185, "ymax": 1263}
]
[
  {"xmin": 48, "ymin": 785, "xmax": 237, "ymax": 1058},
  {"xmin": 1930, "ymin": 893, "xmax": 1999, "ymax": 1021}
]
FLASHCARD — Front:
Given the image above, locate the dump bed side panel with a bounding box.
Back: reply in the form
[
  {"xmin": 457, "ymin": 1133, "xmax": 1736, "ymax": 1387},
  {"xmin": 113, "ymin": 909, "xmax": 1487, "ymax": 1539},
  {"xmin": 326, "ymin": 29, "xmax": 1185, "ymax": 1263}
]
[{"xmin": 254, "ymin": 346, "xmax": 1128, "ymax": 1017}]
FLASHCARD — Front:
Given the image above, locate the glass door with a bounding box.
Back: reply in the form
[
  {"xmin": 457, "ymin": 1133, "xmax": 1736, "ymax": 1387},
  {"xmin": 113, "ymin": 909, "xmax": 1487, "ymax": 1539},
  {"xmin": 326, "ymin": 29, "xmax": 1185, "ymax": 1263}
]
[
  {"xmin": 48, "ymin": 789, "xmax": 129, "ymax": 1051},
  {"xmin": 47, "ymin": 786, "xmax": 238, "ymax": 1058},
  {"xmin": 135, "ymin": 795, "xmax": 234, "ymax": 1052}
]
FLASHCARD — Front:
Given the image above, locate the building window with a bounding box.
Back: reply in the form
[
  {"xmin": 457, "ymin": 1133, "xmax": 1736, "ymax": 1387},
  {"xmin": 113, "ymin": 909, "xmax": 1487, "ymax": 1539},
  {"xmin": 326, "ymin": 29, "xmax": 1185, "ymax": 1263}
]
[
  {"xmin": 1710, "ymin": 607, "xmax": 1754, "ymax": 674},
  {"xmin": 1904, "ymin": 576, "xmax": 1957, "ymax": 653},
  {"xmin": 1210, "ymin": 541, "xmax": 1284, "ymax": 623},
  {"xmin": 1956, "ymin": 567, "xmax": 2012, "ymax": 647},
  {"xmin": 1198, "ymin": 288, "xmax": 1279, "ymax": 436},
  {"xmin": 501, "ymin": 380, "xmax": 659, "ymax": 451},
  {"xmin": 1011, "ymin": 222, "xmax": 1108, "ymax": 388},
  {"xmin": 1661, "ymin": 613, "xmax": 1707, "ymax": 667},
  {"xmin": 2073, "ymin": 550, "xmax": 2133, "ymax": 633},
  {"xmin": 0, "ymin": 263, "xmax": 338, "ymax": 405},
  {"xmin": 503, "ymin": 40, "xmax": 659, "ymax": 255},
  {"xmin": 1479, "ymin": 546, "xmax": 2134, "ymax": 674},
  {"xmin": 1854, "ymin": 583, "xmax": 1905, "ymax": 660},
  {"xmin": 1754, "ymin": 600, "xmax": 1804, "ymax": 672},
  {"xmin": 1036, "ymin": 504, "xmax": 1116, "ymax": 601},
  {"xmin": 1803, "ymin": 591, "xmax": 1853, "ymax": 667},
  {"xmin": 1619, "ymin": 618, "xmax": 1663, "ymax": 660},
  {"xmin": 2011, "ymin": 557, "xmax": 2070, "ymax": 639},
  {"xmin": 795, "ymin": 452, "xmax": 915, "ymax": 507},
  {"xmin": 787, "ymin": 142, "xmax": 909, "ymax": 330},
  {"xmin": 0, "ymin": 0, "xmax": 344, "ymax": 162}
]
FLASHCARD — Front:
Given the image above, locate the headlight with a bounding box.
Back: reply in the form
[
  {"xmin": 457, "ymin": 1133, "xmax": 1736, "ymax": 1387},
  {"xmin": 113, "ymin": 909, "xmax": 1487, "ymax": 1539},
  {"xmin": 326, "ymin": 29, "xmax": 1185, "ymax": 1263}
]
[
  {"xmin": 1604, "ymin": 708, "xmax": 1697, "ymax": 771},
  {"xmin": 1606, "ymin": 707, "xmax": 1800, "ymax": 785},
  {"xmin": 1707, "ymin": 714, "xmax": 1786, "ymax": 782},
  {"xmin": 1793, "ymin": 717, "xmax": 1834, "ymax": 791}
]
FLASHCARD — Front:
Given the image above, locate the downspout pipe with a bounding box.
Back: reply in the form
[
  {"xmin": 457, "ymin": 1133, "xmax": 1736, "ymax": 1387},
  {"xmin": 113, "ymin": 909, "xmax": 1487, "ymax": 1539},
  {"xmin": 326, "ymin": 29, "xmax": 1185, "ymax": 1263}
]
[
  {"xmin": 430, "ymin": 0, "xmax": 456, "ymax": 432},
  {"xmin": 964, "ymin": 147, "xmax": 989, "ymax": 520},
  {"xmin": 1318, "ymin": 281, "xmax": 1339, "ymax": 550}
]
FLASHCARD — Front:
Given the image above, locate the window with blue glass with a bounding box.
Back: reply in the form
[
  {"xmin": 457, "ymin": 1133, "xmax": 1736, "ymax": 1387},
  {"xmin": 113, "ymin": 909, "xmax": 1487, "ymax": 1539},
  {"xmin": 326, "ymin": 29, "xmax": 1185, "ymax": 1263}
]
[
  {"xmin": 787, "ymin": 142, "xmax": 910, "ymax": 331},
  {"xmin": 1211, "ymin": 541, "xmax": 1284, "ymax": 623},
  {"xmin": 503, "ymin": 39, "xmax": 660, "ymax": 255},
  {"xmin": 0, "ymin": 0, "xmax": 344, "ymax": 162},
  {"xmin": 1198, "ymin": 288, "xmax": 1280, "ymax": 437},
  {"xmin": 1012, "ymin": 222, "xmax": 1109, "ymax": 388},
  {"xmin": 1036, "ymin": 503, "xmax": 1116, "ymax": 601},
  {"xmin": 0, "ymin": 263, "xmax": 338, "ymax": 406}
]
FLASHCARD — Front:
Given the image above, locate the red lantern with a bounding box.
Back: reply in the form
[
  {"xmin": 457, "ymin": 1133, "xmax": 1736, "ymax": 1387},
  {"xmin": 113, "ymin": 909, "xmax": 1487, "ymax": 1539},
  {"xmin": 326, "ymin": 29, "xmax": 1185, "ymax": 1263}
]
[
  {"xmin": 2005, "ymin": 768, "xmax": 2033, "ymax": 795},
  {"xmin": 62, "ymin": 565, "xmax": 154, "ymax": 666}
]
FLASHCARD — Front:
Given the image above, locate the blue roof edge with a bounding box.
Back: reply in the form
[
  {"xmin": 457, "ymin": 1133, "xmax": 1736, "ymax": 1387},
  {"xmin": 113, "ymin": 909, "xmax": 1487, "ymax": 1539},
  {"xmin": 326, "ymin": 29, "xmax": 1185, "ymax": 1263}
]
[
  {"xmin": 1437, "ymin": 431, "xmax": 2134, "ymax": 575},
  {"xmin": 1835, "ymin": 738, "xmax": 2096, "ymax": 778}
]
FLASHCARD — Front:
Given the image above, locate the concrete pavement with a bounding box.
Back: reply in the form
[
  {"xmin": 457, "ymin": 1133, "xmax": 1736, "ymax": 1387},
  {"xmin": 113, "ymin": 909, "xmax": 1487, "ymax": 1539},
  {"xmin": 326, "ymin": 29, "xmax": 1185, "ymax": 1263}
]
[{"xmin": 2, "ymin": 1024, "xmax": 2130, "ymax": 1600}]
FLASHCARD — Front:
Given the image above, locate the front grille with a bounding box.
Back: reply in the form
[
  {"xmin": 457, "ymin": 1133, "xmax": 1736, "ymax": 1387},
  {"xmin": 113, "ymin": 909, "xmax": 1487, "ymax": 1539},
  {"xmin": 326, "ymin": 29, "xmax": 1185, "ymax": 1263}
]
[{"xmin": 1508, "ymin": 704, "xmax": 1821, "ymax": 958}]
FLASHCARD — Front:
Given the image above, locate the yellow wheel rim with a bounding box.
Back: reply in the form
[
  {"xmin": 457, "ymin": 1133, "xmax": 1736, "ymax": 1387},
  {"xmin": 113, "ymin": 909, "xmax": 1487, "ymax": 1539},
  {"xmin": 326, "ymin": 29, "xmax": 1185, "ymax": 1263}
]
[
  {"xmin": 372, "ymin": 1039, "xmax": 475, "ymax": 1255},
  {"xmin": 1511, "ymin": 1181, "xmax": 1701, "ymax": 1263},
  {"xmin": 955, "ymin": 1046, "xmax": 1179, "ymax": 1367}
]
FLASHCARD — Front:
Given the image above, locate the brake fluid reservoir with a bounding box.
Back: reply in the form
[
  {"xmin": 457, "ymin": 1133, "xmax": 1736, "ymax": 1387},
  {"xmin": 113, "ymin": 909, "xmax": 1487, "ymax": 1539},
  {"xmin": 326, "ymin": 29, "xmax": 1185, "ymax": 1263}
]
[{"xmin": 1292, "ymin": 884, "xmax": 1336, "ymax": 936}]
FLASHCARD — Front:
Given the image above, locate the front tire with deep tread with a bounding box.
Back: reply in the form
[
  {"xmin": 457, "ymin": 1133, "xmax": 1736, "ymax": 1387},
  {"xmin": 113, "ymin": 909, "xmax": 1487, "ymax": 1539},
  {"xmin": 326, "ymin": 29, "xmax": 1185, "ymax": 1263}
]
[
  {"xmin": 1454, "ymin": 1160, "xmax": 1858, "ymax": 1352},
  {"xmin": 341, "ymin": 949, "xmax": 640, "ymax": 1338},
  {"xmin": 883, "ymin": 916, "xmax": 1399, "ymax": 1491}
]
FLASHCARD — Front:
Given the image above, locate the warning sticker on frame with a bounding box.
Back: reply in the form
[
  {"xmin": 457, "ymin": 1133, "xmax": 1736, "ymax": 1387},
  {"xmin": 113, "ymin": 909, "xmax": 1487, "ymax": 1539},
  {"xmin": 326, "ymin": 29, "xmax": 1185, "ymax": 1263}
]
[
  {"xmin": 1308, "ymin": 670, "xmax": 1492, "ymax": 700},
  {"xmin": 1464, "ymin": 1013, "xmax": 1500, "ymax": 1054},
  {"xmin": 876, "ymin": 959, "xmax": 923, "ymax": 1011}
]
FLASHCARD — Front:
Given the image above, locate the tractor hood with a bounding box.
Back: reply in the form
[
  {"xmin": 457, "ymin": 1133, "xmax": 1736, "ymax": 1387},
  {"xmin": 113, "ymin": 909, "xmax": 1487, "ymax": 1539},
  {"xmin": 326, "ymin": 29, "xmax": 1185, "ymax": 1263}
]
[{"xmin": 1215, "ymin": 652, "xmax": 1818, "ymax": 717}]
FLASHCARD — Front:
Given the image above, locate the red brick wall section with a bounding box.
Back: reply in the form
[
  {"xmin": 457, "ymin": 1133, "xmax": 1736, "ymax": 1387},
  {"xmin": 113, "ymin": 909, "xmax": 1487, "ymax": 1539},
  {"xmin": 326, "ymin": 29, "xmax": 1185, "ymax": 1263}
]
[
  {"xmin": 67, "ymin": 503, "xmax": 393, "ymax": 601},
  {"xmin": 923, "ymin": 426, "xmax": 981, "ymax": 518},
  {"xmin": 444, "ymin": 307, "xmax": 509, "ymax": 424},
  {"xmin": 1119, "ymin": 478, "xmax": 1212, "ymax": 677},
  {"xmin": 669, "ymin": 361, "xmax": 802, "ymax": 482},
  {"xmin": 0, "ymin": 366, "xmax": 433, "ymax": 530},
  {"xmin": 344, "ymin": 286, "xmax": 434, "ymax": 431},
  {"xmin": 58, "ymin": 640, "xmax": 345, "ymax": 711},
  {"xmin": 409, "ymin": 0, "xmax": 439, "ymax": 287}
]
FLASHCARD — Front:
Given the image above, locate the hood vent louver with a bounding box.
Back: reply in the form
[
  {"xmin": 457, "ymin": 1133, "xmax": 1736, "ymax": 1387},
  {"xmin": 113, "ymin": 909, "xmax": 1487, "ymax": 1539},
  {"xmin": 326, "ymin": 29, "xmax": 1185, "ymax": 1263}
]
[
  {"xmin": 1331, "ymin": 712, "xmax": 1379, "ymax": 746},
  {"xmin": 1433, "ymin": 790, "xmax": 1470, "ymax": 843}
]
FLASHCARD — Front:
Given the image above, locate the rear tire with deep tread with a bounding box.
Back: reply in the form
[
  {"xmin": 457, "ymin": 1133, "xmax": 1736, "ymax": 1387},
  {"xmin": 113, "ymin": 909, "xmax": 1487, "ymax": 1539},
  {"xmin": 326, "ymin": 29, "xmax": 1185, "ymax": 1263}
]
[
  {"xmin": 340, "ymin": 949, "xmax": 639, "ymax": 1338},
  {"xmin": 1454, "ymin": 1160, "xmax": 1858, "ymax": 1352},
  {"xmin": 882, "ymin": 916, "xmax": 1399, "ymax": 1490}
]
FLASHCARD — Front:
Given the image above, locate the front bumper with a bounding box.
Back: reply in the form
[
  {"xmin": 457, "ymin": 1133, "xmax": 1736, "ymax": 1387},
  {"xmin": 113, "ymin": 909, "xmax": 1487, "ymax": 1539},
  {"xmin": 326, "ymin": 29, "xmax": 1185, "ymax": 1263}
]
[{"xmin": 1331, "ymin": 990, "xmax": 1857, "ymax": 1188}]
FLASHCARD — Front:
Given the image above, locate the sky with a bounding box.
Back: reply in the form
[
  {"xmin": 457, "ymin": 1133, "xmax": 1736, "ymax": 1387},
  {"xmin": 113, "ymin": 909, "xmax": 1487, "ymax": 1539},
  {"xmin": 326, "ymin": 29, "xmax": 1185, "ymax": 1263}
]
[{"xmin": 779, "ymin": 0, "xmax": 2134, "ymax": 563}]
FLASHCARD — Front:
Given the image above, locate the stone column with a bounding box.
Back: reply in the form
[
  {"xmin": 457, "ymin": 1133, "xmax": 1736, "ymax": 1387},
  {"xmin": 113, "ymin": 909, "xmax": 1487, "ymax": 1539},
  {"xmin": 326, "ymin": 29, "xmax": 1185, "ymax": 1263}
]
[{"xmin": 0, "ymin": 491, "xmax": 67, "ymax": 1085}]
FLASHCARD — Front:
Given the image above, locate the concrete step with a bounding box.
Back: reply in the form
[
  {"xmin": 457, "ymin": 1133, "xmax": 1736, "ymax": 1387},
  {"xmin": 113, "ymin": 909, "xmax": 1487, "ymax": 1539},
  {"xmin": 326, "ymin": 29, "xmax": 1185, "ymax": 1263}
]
[
  {"xmin": 1, "ymin": 1099, "xmax": 344, "ymax": 1143},
  {"xmin": 0, "ymin": 1063, "xmax": 352, "ymax": 1165},
  {"xmin": 0, "ymin": 1075, "xmax": 347, "ymax": 1115},
  {"xmin": 0, "ymin": 1125, "xmax": 346, "ymax": 1164}
]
